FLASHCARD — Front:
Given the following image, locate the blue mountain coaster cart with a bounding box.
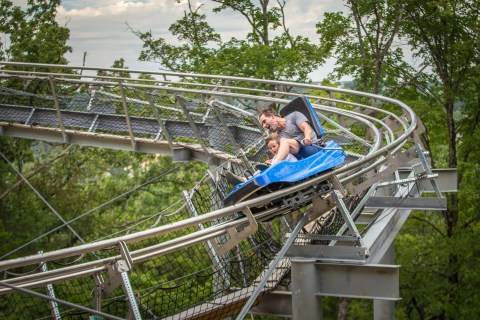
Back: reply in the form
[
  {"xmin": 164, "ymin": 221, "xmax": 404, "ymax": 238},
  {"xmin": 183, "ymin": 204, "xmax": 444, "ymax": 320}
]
[{"xmin": 223, "ymin": 96, "xmax": 346, "ymax": 206}]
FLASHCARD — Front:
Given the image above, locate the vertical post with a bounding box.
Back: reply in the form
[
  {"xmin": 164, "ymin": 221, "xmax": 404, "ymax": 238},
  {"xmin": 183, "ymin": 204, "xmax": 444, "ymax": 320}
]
[
  {"xmin": 119, "ymin": 265, "xmax": 142, "ymax": 320},
  {"xmin": 39, "ymin": 252, "xmax": 62, "ymax": 320},
  {"xmin": 147, "ymin": 93, "xmax": 174, "ymax": 148},
  {"xmin": 117, "ymin": 242, "xmax": 142, "ymax": 320},
  {"xmin": 291, "ymin": 259, "xmax": 322, "ymax": 320},
  {"xmin": 374, "ymin": 243, "xmax": 395, "ymax": 320},
  {"xmin": 118, "ymin": 82, "xmax": 136, "ymax": 150},
  {"xmin": 48, "ymin": 76, "xmax": 67, "ymax": 142},
  {"xmin": 414, "ymin": 143, "xmax": 443, "ymax": 198}
]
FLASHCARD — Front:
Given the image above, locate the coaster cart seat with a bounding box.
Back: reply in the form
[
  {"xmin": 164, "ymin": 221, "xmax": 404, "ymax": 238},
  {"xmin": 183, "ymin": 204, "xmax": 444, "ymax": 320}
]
[{"xmin": 223, "ymin": 96, "xmax": 345, "ymax": 207}]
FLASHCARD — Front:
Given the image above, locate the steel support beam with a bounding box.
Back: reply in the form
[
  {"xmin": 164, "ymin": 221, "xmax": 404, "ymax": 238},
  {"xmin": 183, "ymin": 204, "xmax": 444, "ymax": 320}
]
[
  {"xmin": 291, "ymin": 259, "xmax": 323, "ymax": 320},
  {"xmin": 249, "ymin": 291, "xmax": 293, "ymax": 318},
  {"xmin": 365, "ymin": 196, "xmax": 447, "ymax": 210},
  {"xmin": 0, "ymin": 122, "xmax": 229, "ymax": 166},
  {"xmin": 374, "ymin": 243, "xmax": 396, "ymax": 320},
  {"xmin": 291, "ymin": 259, "xmax": 399, "ymax": 320}
]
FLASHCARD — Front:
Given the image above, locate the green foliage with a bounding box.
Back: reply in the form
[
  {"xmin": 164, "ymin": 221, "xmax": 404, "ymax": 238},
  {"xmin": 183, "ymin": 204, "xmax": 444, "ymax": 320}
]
[
  {"xmin": 316, "ymin": 0, "xmax": 414, "ymax": 93},
  {"xmin": 0, "ymin": 138, "xmax": 207, "ymax": 259},
  {"xmin": 315, "ymin": 1, "xmax": 480, "ymax": 318},
  {"xmin": 0, "ymin": 0, "xmax": 71, "ymax": 64},
  {"xmin": 97, "ymin": 58, "xmax": 132, "ymax": 79},
  {"xmin": 133, "ymin": 0, "xmax": 325, "ymax": 82},
  {"xmin": 132, "ymin": 1, "xmax": 221, "ymax": 72}
]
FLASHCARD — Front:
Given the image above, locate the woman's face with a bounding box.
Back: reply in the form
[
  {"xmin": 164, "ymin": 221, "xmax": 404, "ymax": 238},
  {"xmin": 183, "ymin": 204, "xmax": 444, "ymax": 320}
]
[{"xmin": 267, "ymin": 140, "xmax": 280, "ymax": 155}]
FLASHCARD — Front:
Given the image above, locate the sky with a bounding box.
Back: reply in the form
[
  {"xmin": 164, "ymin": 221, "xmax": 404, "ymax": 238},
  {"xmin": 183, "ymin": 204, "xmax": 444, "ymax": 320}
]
[{"xmin": 14, "ymin": 0, "xmax": 346, "ymax": 81}]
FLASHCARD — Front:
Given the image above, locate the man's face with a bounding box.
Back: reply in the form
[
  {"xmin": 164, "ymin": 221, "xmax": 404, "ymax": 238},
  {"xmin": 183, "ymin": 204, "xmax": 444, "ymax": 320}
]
[{"xmin": 259, "ymin": 114, "xmax": 278, "ymax": 131}]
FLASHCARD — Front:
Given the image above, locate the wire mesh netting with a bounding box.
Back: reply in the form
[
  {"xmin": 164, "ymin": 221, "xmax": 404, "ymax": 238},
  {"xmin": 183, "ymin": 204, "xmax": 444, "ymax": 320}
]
[
  {"xmin": 0, "ymin": 76, "xmax": 375, "ymax": 162},
  {"xmin": 0, "ymin": 65, "xmax": 418, "ymax": 319},
  {"xmin": 0, "ymin": 160, "xmax": 311, "ymax": 319}
]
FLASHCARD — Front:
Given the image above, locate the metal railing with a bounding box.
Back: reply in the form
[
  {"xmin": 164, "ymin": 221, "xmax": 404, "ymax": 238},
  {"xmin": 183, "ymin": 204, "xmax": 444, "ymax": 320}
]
[{"xmin": 0, "ymin": 61, "xmax": 420, "ymax": 319}]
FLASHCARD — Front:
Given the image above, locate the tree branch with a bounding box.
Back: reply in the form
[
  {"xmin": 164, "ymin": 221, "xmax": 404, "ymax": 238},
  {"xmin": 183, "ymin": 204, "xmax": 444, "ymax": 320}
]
[
  {"xmin": 410, "ymin": 214, "xmax": 446, "ymax": 237},
  {"xmin": 0, "ymin": 145, "xmax": 74, "ymax": 201}
]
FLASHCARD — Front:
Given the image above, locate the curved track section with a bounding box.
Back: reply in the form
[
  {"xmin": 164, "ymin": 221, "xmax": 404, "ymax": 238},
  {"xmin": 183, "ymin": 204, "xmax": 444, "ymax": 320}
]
[{"xmin": 0, "ymin": 62, "xmax": 433, "ymax": 319}]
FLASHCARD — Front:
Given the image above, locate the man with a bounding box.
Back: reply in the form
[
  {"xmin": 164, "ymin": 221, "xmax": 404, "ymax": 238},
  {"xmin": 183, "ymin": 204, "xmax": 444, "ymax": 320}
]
[
  {"xmin": 225, "ymin": 106, "xmax": 321, "ymax": 187},
  {"xmin": 258, "ymin": 107, "xmax": 321, "ymax": 164}
]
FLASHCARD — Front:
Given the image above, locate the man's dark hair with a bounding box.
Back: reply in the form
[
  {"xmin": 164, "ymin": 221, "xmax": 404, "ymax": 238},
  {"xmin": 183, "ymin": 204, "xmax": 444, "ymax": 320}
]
[{"xmin": 258, "ymin": 107, "xmax": 278, "ymax": 118}]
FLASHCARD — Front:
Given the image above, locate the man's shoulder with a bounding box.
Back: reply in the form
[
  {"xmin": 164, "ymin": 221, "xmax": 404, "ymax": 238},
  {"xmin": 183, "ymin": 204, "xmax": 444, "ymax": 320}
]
[{"xmin": 287, "ymin": 111, "xmax": 308, "ymax": 122}]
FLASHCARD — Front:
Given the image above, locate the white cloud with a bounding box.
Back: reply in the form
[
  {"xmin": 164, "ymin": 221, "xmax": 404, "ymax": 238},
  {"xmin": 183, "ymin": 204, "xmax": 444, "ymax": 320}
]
[{"xmin": 54, "ymin": 0, "xmax": 341, "ymax": 79}]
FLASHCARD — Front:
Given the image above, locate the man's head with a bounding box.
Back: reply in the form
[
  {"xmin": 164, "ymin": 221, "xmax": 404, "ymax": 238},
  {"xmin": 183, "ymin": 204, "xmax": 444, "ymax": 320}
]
[{"xmin": 258, "ymin": 107, "xmax": 281, "ymax": 131}]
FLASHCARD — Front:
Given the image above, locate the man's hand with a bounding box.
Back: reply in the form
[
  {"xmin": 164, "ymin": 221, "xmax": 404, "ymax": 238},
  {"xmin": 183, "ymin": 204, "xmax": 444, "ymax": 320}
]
[{"xmin": 302, "ymin": 138, "xmax": 312, "ymax": 145}]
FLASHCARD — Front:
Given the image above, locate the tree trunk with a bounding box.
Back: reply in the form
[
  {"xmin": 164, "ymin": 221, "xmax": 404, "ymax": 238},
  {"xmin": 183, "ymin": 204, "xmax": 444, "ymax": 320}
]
[
  {"xmin": 444, "ymin": 98, "xmax": 460, "ymax": 316},
  {"xmin": 337, "ymin": 297, "xmax": 349, "ymax": 320}
]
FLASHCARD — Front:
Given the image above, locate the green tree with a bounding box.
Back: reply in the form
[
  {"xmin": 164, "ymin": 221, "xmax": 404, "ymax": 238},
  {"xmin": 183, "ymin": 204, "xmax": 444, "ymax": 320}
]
[
  {"xmin": 97, "ymin": 58, "xmax": 132, "ymax": 79},
  {"xmin": 131, "ymin": 0, "xmax": 221, "ymax": 72},
  {"xmin": 316, "ymin": 0, "xmax": 480, "ymax": 318},
  {"xmin": 396, "ymin": 0, "xmax": 480, "ymax": 318},
  {"xmin": 0, "ymin": 0, "xmax": 71, "ymax": 64},
  {"xmin": 133, "ymin": 0, "xmax": 324, "ymax": 82},
  {"xmin": 315, "ymin": 0, "xmax": 414, "ymax": 94},
  {"xmin": 0, "ymin": 139, "xmax": 207, "ymax": 259}
]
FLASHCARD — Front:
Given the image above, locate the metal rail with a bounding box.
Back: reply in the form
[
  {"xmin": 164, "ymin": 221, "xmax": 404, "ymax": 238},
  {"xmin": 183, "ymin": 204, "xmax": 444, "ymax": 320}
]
[{"xmin": 0, "ymin": 61, "xmax": 426, "ymax": 319}]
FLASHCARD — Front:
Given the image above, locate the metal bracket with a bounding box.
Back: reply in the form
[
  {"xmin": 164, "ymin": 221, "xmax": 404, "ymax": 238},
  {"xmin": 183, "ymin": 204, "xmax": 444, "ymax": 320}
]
[
  {"xmin": 414, "ymin": 143, "xmax": 443, "ymax": 198},
  {"xmin": 212, "ymin": 207, "xmax": 258, "ymax": 256},
  {"xmin": 102, "ymin": 242, "xmax": 133, "ymax": 292},
  {"xmin": 376, "ymin": 173, "xmax": 438, "ymax": 188},
  {"xmin": 350, "ymin": 150, "xmax": 414, "ymax": 195},
  {"xmin": 282, "ymin": 175, "xmax": 339, "ymax": 210},
  {"xmin": 101, "ymin": 242, "xmax": 141, "ymax": 320},
  {"xmin": 331, "ymin": 190, "xmax": 368, "ymax": 255}
]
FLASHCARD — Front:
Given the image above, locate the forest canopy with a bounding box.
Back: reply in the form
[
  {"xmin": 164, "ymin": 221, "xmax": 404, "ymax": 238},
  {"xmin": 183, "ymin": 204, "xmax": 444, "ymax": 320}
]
[{"xmin": 0, "ymin": 0, "xmax": 479, "ymax": 319}]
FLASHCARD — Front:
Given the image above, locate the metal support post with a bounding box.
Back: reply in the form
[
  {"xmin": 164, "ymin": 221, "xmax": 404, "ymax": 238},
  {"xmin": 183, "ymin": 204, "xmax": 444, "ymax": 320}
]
[
  {"xmin": 414, "ymin": 143, "xmax": 443, "ymax": 198},
  {"xmin": 39, "ymin": 252, "xmax": 62, "ymax": 320},
  {"xmin": 213, "ymin": 105, "xmax": 240, "ymax": 150},
  {"xmin": 374, "ymin": 243, "xmax": 396, "ymax": 320},
  {"xmin": 177, "ymin": 95, "xmax": 210, "ymax": 155},
  {"xmin": 119, "ymin": 265, "xmax": 142, "ymax": 320},
  {"xmin": 48, "ymin": 76, "xmax": 67, "ymax": 142},
  {"xmin": 118, "ymin": 82, "xmax": 136, "ymax": 150},
  {"xmin": 147, "ymin": 93, "xmax": 174, "ymax": 148},
  {"xmin": 331, "ymin": 190, "xmax": 367, "ymax": 250},
  {"xmin": 117, "ymin": 242, "xmax": 142, "ymax": 320},
  {"xmin": 101, "ymin": 242, "xmax": 142, "ymax": 319},
  {"xmin": 236, "ymin": 213, "xmax": 309, "ymax": 320},
  {"xmin": 92, "ymin": 274, "xmax": 104, "ymax": 313},
  {"xmin": 291, "ymin": 259, "xmax": 322, "ymax": 320}
]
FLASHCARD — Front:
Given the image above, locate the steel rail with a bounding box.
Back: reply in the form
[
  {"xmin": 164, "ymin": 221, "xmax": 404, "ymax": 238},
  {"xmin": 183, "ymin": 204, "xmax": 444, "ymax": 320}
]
[
  {"xmin": 0, "ymin": 63, "xmax": 418, "ymax": 301},
  {"xmin": 0, "ymin": 204, "xmax": 294, "ymax": 294},
  {"xmin": 0, "ymin": 85, "xmax": 415, "ymax": 242}
]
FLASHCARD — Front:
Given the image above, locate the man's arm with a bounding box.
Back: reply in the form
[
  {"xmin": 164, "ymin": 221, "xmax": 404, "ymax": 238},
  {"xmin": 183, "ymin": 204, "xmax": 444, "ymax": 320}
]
[{"xmin": 299, "ymin": 121, "xmax": 313, "ymax": 145}]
